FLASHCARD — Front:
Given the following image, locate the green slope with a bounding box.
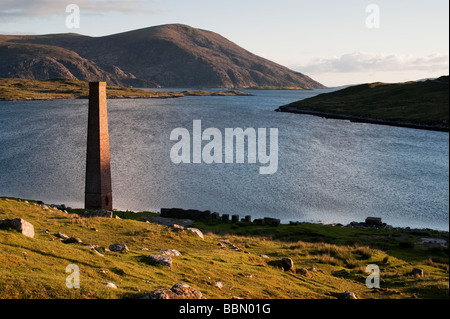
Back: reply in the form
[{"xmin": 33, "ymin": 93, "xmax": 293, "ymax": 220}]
[{"xmin": 278, "ymin": 76, "xmax": 449, "ymax": 130}]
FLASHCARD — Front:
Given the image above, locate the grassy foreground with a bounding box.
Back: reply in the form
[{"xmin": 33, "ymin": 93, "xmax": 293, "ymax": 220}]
[
  {"xmin": 0, "ymin": 197, "xmax": 448, "ymax": 299},
  {"xmin": 0, "ymin": 78, "xmax": 251, "ymax": 101},
  {"xmin": 277, "ymin": 76, "xmax": 449, "ymax": 131}
]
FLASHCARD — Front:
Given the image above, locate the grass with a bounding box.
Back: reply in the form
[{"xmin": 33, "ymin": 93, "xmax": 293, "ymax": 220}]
[
  {"xmin": 279, "ymin": 76, "xmax": 449, "ymax": 129},
  {"xmin": 0, "ymin": 197, "xmax": 448, "ymax": 299},
  {"xmin": 0, "ymin": 78, "xmax": 251, "ymax": 101}
]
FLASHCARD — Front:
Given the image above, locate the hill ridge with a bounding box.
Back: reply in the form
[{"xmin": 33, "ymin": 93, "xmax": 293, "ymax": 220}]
[{"xmin": 0, "ymin": 24, "xmax": 325, "ymax": 89}]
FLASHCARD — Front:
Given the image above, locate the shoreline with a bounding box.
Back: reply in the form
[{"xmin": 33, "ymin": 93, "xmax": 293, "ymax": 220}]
[{"xmin": 276, "ymin": 105, "xmax": 449, "ymax": 133}]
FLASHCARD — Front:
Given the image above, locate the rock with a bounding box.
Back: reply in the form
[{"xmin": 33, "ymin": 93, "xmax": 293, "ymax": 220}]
[
  {"xmin": 171, "ymin": 224, "xmax": 185, "ymax": 233},
  {"xmin": 103, "ymin": 282, "xmax": 117, "ymax": 289},
  {"xmin": 243, "ymin": 273, "xmax": 253, "ymax": 279},
  {"xmin": 344, "ymin": 291, "xmax": 358, "ymax": 299},
  {"xmin": 148, "ymin": 255, "xmax": 173, "ymax": 268},
  {"xmin": 214, "ymin": 281, "xmax": 224, "ymax": 289},
  {"xmin": 280, "ymin": 258, "xmax": 294, "ymax": 271},
  {"xmin": 143, "ymin": 288, "xmax": 178, "ymax": 299},
  {"xmin": 55, "ymin": 232, "xmax": 69, "ymax": 239},
  {"xmin": 412, "ymin": 268, "xmax": 424, "ymax": 278},
  {"xmin": 218, "ymin": 242, "xmax": 227, "ymax": 249},
  {"xmin": 0, "ymin": 218, "xmax": 35, "ymax": 238},
  {"xmin": 260, "ymin": 254, "xmax": 269, "ymax": 259},
  {"xmin": 232, "ymin": 296, "xmax": 244, "ymax": 299},
  {"xmin": 186, "ymin": 228, "xmax": 204, "ymax": 240},
  {"xmin": 62, "ymin": 237, "xmax": 82, "ymax": 244},
  {"xmin": 365, "ymin": 217, "xmax": 383, "ymax": 227},
  {"xmin": 171, "ymin": 282, "xmax": 206, "ymax": 299},
  {"xmin": 160, "ymin": 249, "xmax": 182, "ymax": 257},
  {"xmin": 297, "ymin": 268, "xmax": 313, "ymax": 278},
  {"xmin": 109, "ymin": 243, "xmax": 129, "ymax": 252}
]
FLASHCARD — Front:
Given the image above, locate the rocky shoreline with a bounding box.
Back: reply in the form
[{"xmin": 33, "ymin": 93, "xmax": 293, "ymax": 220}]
[{"xmin": 276, "ymin": 105, "xmax": 449, "ymax": 133}]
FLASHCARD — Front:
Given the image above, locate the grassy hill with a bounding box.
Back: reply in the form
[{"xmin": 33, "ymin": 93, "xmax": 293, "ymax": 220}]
[
  {"xmin": 277, "ymin": 77, "xmax": 449, "ymax": 131},
  {"xmin": 0, "ymin": 78, "xmax": 250, "ymax": 101},
  {"xmin": 1, "ymin": 197, "xmax": 448, "ymax": 299}
]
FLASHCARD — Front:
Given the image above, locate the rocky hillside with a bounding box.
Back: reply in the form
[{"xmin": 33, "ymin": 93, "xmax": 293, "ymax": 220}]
[{"xmin": 0, "ymin": 24, "xmax": 325, "ymax": 89}]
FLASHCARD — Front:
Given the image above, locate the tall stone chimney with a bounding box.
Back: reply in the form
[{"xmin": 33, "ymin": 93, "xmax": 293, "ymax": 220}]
[{"xmin": 85, "ymin": 82, "xmax": 113, "ymax": 210}]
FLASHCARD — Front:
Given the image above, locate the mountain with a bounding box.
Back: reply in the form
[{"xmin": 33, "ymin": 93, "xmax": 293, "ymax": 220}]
[
  {"xmin": 0, "ymin": 24, "xmax": 325, "ymax": 89},
  {"xmin": 277, "ymin": 76, "xmax": 449, "ymax": 131}
]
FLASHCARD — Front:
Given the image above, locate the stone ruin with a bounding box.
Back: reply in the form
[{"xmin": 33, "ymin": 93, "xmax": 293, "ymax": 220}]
[{"xmin": 160, "ymin": 208, "xmax": 280, "ymax": 226}]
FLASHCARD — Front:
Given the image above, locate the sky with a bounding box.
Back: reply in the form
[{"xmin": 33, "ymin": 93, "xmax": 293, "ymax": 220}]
[{"xmin": 0, "ymin": 0, "xmax": 448, "ymax": 87}]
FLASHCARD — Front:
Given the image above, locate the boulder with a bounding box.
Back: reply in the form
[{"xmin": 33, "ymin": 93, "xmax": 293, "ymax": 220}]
[
  {"xmin": 148, "ymin": 255, "xmax": 173, "ymax": 268},
  {"xmin": 160, "ymin": 249, "xmax": 182, "ymax": 257},
  {"xmin": 296, "ymin": 268, "xmax": 313, "ymax": 278},
  {"xmin": 280, "ymin": 258, "xmax": 294, "ymax": 271},
  {"xmin": 344, "ymin": 291, "xmax": 358, "ymax": 299},
  {"xmin": 62, "ymin": 237, "xmax": 82, "ymax": 244},
  {"xmin": 0, "ymin": 218, "xmax": 35, "ymax": 238},
  {"xmin": 186, "ymin": 228, "xmax": 204, "ymax": 240},
  {"xmin": 171, "ymin": 224, "xmax": 185, "ymax": 233},
  {"xmin": 171, "ymin": 282, "xmax": 206, "ymax": 299},
  {"xmin": 143, "ymin": 288, "xmax": 178, "ymax": 299},
  {"xmin": 109, "ymin": 243, "xmax": 129, "ymax": 252},
  {"xmin": 103, "ymin": 282, "xmax": 117, "ymax": 289},
  {"xmin": 412, "ymin": 268, "xmax": 424, "ymax": 278},
  {"xmin": 55, "ymin": 232, "xmax": 69, "ymax": 239}
]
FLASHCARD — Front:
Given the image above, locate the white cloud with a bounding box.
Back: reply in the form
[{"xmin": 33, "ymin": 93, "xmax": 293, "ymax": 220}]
[
  {"xmin": 296, "ymin": 52, "xmax": 449, "ymax": 74},
  {"xmin": 0, "ymin": 0, "xmax": 157, "ymax": 21}
]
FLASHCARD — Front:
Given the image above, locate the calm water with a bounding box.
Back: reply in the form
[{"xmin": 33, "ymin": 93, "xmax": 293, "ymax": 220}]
[{"xmin": 0, "ymin": 90, "xmax": 448, "ymax": 230}]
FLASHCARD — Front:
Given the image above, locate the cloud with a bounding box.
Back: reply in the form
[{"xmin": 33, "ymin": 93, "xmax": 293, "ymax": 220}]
[
  {"xmin": 0, "ymin": 0, "xmax": 157, "ymax": 22},
  {"xmin": 296, "ymin": 52, "xmax": 449, "ymax": 74}
]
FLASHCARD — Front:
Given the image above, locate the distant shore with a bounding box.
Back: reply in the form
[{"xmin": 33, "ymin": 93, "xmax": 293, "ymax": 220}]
[
  {"xmin": 0, "ymin": 78, "xmax": 253, "ymax": 101},
  {"xmin": 276, "ymin": 105, "xmax": 450, "ymax": 132}
]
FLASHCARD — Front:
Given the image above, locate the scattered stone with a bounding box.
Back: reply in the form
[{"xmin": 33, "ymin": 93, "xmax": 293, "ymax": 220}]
[
  {"xmin": 171, "ymin": 224, "xmax": 185, "ymax": 233},
  {"xmin": 243, "ymin": 273, "xmax": 253, "ymax": 279},
  {"xmin": 160, "ymin": 249, "xmax": 182, "ymax": 257},
  {"xmin": 86, "ymin": 244, "xmax": 105, "ymax": 257},
  {"xmin": 214, "ymin": 281, "xmax": 224, "ymax": 289},
  {"xmin": 171, "ymin": 282, "xmax": 206, "ymax": 299},
  {"xmin": 186, "ymin": 228, "xmax": 204, "ymax": 240},
  {"xmin": 42, "ymin": 229, "xmax": 49, "ymax": 234},
  {"xmin": 280, "ymin": 258, "xmax": 294, "ymax": 271},
  {"xmin": 141, "ymin": 248, "xmax": 149, "ymax": 251},
  {"xmin": 103, "ymin": 282, "xmax": 117, "ymax": 289},
  {"xmin": 0, "ymin": 218, "xmax": 35, "ymax": 238},
  {"xmin": 260, "ymin": 254, "xmax": 269, "ymax": 259},
  {"xmin": 109, "ymin": 243, "xmax": 129, "ymax": 252},
  {"xmin": 142, "ymin": 288, "xmax": 179, "ymax": 299},
  {"xmin": 55, "ymin": 232, "xmax": 69, "ymax": 239},
  {"xmin": 218, "ymin": 242, "xmax": 227, "ymax": 249},
  {"xmin": 232, "ymin": 296, "xmax": 244, "ymax": 299},
  {"xmin": 308, "ymin": 267, "xmax": 317, "ymax": 272},
  {"xmin": 148, "ymin": 255, "xmax": 173, "ymax": 268},
  {"xmin": 62, "ymin": 237, "xmax": 82, "ymax": 244},
  {"xmin": 296, "ymin": 268, "xmax": 313, "ymax": 278},
  {"xmin": 412, "ymin": 268, "xmax": 424, "ymax": 278},
  {"xmin": 344, "ymin": 291, "xmax": 358, "ymax": 299}
]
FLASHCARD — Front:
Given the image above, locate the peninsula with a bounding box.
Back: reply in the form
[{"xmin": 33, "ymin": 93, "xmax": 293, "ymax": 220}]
[{"xmin": 276, "ymin": 76, "xmax": 449, "ymax": 132}]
